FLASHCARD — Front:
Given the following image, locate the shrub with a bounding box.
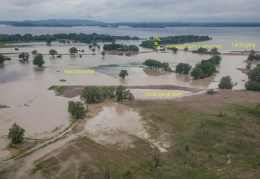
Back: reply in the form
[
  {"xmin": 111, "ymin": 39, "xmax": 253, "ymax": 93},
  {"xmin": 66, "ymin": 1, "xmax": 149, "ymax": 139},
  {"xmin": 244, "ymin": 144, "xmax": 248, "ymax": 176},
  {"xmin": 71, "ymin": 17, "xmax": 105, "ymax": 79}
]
[
  {"xmin": 8, "ymin": 123, "xmax": 25, "ymax": 144},
  {"xmin": 218, "ymin": 76, "xmax": 233, "ymax": 89}
]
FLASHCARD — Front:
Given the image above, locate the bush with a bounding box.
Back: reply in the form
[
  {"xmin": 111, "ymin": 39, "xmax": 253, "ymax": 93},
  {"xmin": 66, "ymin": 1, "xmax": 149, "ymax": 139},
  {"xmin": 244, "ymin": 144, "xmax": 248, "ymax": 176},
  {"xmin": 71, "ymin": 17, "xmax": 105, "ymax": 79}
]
[
  {"xmin": 116, "ymin": 86, "xmax": 134, "ymax": 101},
  {"xmin": 8, "ymin": 123, "xmax": 25, "ymax": 144},
  {"xmin": 68, "ymin": 101, "xmax": 86, "ymax": 119},
  {"xmin": 207, "ymin": 89, "xmax": 217, "ymax": 95},
  {"xmin": 218, "ymin": 76, "xmax": 233, "ymax": 89},
  {"xmin": 245, "ymin": 81, "xmax": 260, "ymax": 91},
  {"xmin": 80, "ymin": 86, "xmax": 104, "ymax": 104},
  {"xmin": 102, "ymin": 87, "xmax": 116, "ymax": 99}
]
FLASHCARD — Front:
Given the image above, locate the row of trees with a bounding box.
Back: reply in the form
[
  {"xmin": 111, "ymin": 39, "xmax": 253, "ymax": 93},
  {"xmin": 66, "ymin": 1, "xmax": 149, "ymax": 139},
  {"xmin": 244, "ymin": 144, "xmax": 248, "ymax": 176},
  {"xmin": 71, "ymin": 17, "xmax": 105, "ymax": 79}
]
[
  {"xmin": 192, "ymin": 47, "xmax": 220, "ymax": 54},
  {"xmin": 191, "ymin": 55, "xmax": 222, "ymax": 79},
  {"xmin": 245, "ymin": 65, "xmax": 260, "ymax": 91},
  {"xmin": 103, "ymin": 42, "xmax": 139, "ymax": 52},
  {"xmin": 143, "ymin": 59, "xmax": 171, "ymax": 71},
  {"xmin": 80, "ymin": 86, "xmax": 134, "ymax": 104},
  {"xmin": 247, "ymin": 50, "xmax": 260, "ymax": 61},
  {"xmin": 0, "ymin": 33, "xmax": 140, "ymax": 44},
  {"xmin": 140, "ymin": 35, "xmax": 212, "ymax": 49}
]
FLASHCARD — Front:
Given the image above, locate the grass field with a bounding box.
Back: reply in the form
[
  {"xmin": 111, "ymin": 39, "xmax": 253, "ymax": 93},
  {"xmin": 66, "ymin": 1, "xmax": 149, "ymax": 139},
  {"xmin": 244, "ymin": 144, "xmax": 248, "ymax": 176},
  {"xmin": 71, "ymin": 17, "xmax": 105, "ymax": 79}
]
[{"xmin": 1, "ymin": 90, "xmax": 259, "ymax": 179}]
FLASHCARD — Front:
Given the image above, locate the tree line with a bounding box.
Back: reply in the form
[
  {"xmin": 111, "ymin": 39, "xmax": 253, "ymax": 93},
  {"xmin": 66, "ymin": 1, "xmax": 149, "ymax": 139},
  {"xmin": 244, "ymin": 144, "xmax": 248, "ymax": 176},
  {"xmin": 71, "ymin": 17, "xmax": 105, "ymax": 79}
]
[
  {"xmin": 68, "ymin": 86, "xmax": 134, "ymax": 119},
  {"xmin": 143, "ymin": 59, "xmax": 171, "ymax": 71},
  {"xmin": 103, "ymin": 42, "xmax": 139, "ymax": 52},
  {"xmin": 192, "ymin": 47, "xmax": 221, "ymax": 54},
  {"xmin": 175, "ymin": 55, "xmax": 221, "ymax": 79},
  {"xmin": 0, "ymin": 33, "xmax": 140, "ymax": 44},
  {"xmin": 140, "ymin": 35, "xmax": 212, "ymax": 49},
  {"xmin": 247, "ymin": 50, "xmax": 260, "ymax": 61}
]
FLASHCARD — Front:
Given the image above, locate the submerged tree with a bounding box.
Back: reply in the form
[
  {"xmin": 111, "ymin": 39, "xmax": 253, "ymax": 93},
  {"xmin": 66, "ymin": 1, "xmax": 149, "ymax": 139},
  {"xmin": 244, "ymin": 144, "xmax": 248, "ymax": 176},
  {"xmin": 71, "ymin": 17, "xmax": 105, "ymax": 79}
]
[
  {"xmin": 31, "ymin": 50, "xmax": 38, "ymax": 56},
  {"xmin": 49, "ymin": 49, "xmax": 58, "ymax": 57},
  {"xmin": 0, "ymin": 54, "xmax": 5, "ymax": 64},
  {"xmin": 8, "ymin": 123, "xmax": 25, "ymax": 144},
  {"xmin": 119, "ymin": 70, "xmax": 128, "ymax": 79},
  {"xmin": 69, "ymin": 47, "xmax": 78, "ymax": 55},
  {"xmin": 101, "ymin": 51, "xmax": 106, "ymax": 57},
  {"xmin": 33, "ymin": 53, "xmax": 45, "ymax": 67},
  {"xmin": 19, "ymin": 52, "xmax": 30, "ymax": 61}
]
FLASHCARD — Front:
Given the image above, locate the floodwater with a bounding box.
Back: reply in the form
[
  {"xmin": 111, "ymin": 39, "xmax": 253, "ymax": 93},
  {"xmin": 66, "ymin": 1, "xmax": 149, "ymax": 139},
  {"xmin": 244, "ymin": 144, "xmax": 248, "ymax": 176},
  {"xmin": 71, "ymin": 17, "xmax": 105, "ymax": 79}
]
[
  {"xmin": 85, "ymin": 102, "xmax": 148, "ymax": 148},
  {"xmin": 0, "ymin": 42, "xmax": 250, "ymax": 161},
  {"xmin": 0, "ymin": 26, "xmax": 258, "ymax": 177}
]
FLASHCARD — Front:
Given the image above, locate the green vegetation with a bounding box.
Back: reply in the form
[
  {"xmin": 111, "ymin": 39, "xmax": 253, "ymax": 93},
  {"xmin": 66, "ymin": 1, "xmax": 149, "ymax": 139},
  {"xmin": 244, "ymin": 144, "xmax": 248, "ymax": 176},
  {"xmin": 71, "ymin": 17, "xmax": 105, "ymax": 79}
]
[
  {"xmin": 119, "ymin": 70, "xmax": 128, "ymax": 79},
  {"xmin": 31, "ymin": 50, "xmax": 38, "ymax": 56},
  {"xmin": 207, "ymin": 89, "xmax": 217, "ymax": 95},
  {"xmin": 80, "ymin": 86, "xmax": 104, "ymax": 104},
  {"xmin": 8, "ymin": 123, "xmax": 25, "ymax": 144},
  {"xmin": 192, "ymin": 47, "xmax": 221, "ymax": 54},
  {"xmin": 49, "ymin": 49, "xmax": 58, "ymax": 57},
  {"xmin": 247, "ymin": 50, "xmax": 260, "ymax": 61},
  {"xmin": 103, "ymin": 42, "xmax": 139, "ymax": 52},
  {"xmin": 0, "ymin": 33, "xmax": 140, "ymax": 44},
  {"xmin": 191, "ymin": 55, "xmax": 221, "ymax": 79},
  {"xmin": 69, "ymin": 47, "xmax": 78, "ymax": 55},
  {"xmin": 140, "ymin": 35, "xmax": 212, "ymax": 49},
  {"xmin": 33, "ymin": 53, "xmax": 45, "ymax": 67},
  {"xmin": 143, "ymin": 59, "xmax": 171, "ymax": 71},
  {"xmin": 0, "ymin": 54, "xmax": 4, "ymax": 64},
  {"xmin": 101, "ymin": 51, "xmax": 106, "ymax": 57},
  {"xmin": 218, "ymin": 76, "xmax": 233, "ymax": 89},
  {"xmin": 245, "ymin": 65, "xmax": 260, "ymax": 91},
  {"xmin": 116, "ymin": 86, "xmax": 134, "ymax": 101},
  {"xmin": 48, "ymin": 86, "xmax": 66, "ymax": 96},
  {"xmin": 102, "ymin": 87, "xmax": 116, "ymax": 99},
  {"xmin": 68, "ymin": 101, "xmax": 86, "ymax": 119},
  {"xmin": 18, "ymin": 52, "xmax": 30, "ymax": 61},
  {"xmin": 171, "ymin": 47, "xmax": 178, "ymax": 53},
  {"xmin": 175, "ymin": 63, "xmax": 192, "ymax": 75}
]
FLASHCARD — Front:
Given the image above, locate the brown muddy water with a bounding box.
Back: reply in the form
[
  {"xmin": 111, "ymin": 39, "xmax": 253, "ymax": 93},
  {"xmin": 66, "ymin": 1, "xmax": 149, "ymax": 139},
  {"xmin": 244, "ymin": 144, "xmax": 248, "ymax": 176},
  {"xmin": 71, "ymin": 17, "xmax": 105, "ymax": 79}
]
[{"xmin": 0, "ymin": 42, "xmax": 249, "ymax": 177}]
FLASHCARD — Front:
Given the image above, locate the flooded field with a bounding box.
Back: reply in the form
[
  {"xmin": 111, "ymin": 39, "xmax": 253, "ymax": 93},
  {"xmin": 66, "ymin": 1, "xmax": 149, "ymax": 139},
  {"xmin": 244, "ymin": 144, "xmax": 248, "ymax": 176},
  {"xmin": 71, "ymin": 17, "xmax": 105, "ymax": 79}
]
[{"xmin": 0, "ymin": 34, "xmax": 256, "ymax": 177}]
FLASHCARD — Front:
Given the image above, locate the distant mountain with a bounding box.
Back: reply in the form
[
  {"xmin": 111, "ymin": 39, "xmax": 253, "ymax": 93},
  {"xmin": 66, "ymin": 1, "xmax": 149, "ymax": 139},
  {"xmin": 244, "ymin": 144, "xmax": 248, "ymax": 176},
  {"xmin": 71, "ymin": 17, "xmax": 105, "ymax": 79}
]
[{"xmin": 0, "ymin": 19, "xmax": 259, "ymax": 27}]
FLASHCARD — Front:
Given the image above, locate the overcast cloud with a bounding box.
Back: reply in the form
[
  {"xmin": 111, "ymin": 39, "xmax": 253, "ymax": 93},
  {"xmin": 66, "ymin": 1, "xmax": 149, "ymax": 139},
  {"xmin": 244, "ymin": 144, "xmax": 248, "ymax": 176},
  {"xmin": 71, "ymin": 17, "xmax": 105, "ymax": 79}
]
[{"xmin": 1, "ymin": 0, "xmax": 260, "ymax": 22}]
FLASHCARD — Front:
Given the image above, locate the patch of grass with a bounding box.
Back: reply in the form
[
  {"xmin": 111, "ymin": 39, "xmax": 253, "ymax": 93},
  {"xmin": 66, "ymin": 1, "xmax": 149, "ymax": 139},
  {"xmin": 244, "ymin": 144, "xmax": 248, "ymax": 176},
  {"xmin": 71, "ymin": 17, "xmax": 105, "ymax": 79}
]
[{"xmin": 47, "ymin": 86, "xmax": 66, "ymax": 96}]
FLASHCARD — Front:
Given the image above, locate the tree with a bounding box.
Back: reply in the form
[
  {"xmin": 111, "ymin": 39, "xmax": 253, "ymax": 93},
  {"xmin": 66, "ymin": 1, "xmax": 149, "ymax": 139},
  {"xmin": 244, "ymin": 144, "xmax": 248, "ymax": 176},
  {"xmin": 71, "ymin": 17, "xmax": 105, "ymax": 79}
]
[
  {"xmin": 8, "ymin": 123, "xmax": 25, "ymax": 144},
  {"xmin": 248, "ymin": 66, "xmax": 260, "ymax": 82},
  {"xmin": 49, "ymin": 49, "xmax": 58, "ymax": 57},
  {"xmin": 69, "ymin": 47, "xmax": 78, "ymax": 55},
  {"xmin": 184, "ymin": 46, "xmax": 188, "ymax": 51},
  {"xmin": 92, "ymin": 48, "xmax": 96, "ymax": 54},
  {"xmin": 211, "ymin": 48, "xmax": 218, "ymax": 54},
  {"xmin": 191, "ymin": 67, "xmax": 205, "ymax": 79},
  {"xmin": 101, "ymin": 51, "xmax": 106, "ymax": 57},
  {"xmin": 172, "ymin": 47, "xmax": 178, "ymax": 53},
  {"xmin": 119, "ymin": 70, "xmax": 128, "ymax": 79},
  {"xmin": 68, "ymin": 101, "xmax": 86, "ymax": 119},
  {"xmin": 31, "ymin": 50, "xmax": 38, "ymax": 56},
  {"xmin": 218, "ymin": 76, "xmax": 233, "ymax": 89},
  {"xmin": 116, "ymin": 86, "xmax": 134, "ymax": 101},
  {"xmin": 46, "ymin": 39, "xmax": 52, "ymax": 46},
  {"xmin": 80, "ymin": 86, "xmax": 104, "ymax": 104},
  {"xmin": 246, "ymin": 62, "xmax": 251, "ymax": 70},
  {"xmin": 0, "ymin": 54, "xmax": 5, "ymax": 64},
  {"xmin": 176, "ymin": 63, "xmax": 192, "ymax": 75},
  {"xmin": 33, "ymin": 53, "xmax": 45, "ymax": 67},
  {"xmin": 19, "ymin": 52, "xmax": 30, "ymax": 61}
]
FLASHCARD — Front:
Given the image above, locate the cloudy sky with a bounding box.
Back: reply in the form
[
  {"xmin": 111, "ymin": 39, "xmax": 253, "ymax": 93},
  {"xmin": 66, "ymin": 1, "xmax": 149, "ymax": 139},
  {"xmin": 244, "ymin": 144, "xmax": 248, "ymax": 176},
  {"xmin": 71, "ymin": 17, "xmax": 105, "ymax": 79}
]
[{"xmin": 1, "ymin": 0, "xmax": 260, "ymax": 22}]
